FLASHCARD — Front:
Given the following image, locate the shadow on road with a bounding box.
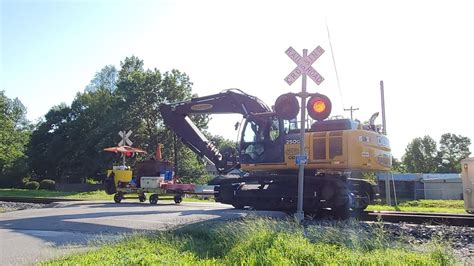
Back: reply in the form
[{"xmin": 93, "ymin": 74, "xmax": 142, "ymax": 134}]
[
  {"xmin": 58, "ymin": 201, "xmax": 179, "ymax": 208},
  {"xmin": 0, "ymin": 201, "xmax": 276, "ymax": 247}
]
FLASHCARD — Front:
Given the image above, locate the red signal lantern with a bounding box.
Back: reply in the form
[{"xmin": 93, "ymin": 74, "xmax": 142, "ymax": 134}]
[
  {"xmin": 274, "ymin": 93, "xmax": 299, "ymax": 120},
  {"xmin": 307, "ymin": 93, "xmax": 331, "ymax": 121}
]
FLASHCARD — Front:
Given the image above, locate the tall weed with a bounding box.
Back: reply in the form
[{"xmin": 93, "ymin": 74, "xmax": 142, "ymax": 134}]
[{"xmin": 44, "ymin": 216, "xmax": 455, "ymax": 265}]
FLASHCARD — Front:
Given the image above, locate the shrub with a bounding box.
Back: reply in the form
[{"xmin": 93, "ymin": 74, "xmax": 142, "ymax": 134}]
[
  {"xmin": 40, "ymin": 179, "xmax": 56, "ymax": 190},
  {"xmin": 25, "ymin": 181, "xmax": 40, "ymax": 190},
  {"xmin": 0, "ymin": 157, "xmax": 29, "ymax": 188}
]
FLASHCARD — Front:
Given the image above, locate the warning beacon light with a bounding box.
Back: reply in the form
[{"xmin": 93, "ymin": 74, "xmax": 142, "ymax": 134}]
[
  {"xmin": 307, "ymin": 93, "xmax": 332, "ymax": 121},
  {"xmin": 274, "ymin": 93, "xmax": 299, "ymax": 120}
]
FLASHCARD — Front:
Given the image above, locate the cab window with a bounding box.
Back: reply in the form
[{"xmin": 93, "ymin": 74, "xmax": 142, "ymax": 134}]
[
  {"xmin": 269, "ymin": 117, "xmax": 280, "ymax": 141},
  {"xmin": 242, "ymin": 120, "xmax": 263, "ymax": 142}
]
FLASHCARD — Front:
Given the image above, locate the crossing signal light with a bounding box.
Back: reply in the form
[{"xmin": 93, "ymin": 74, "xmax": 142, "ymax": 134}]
[
  {"xmin": 307, "ymin": 93, "xmax": 331, "ymax": 121},
  {"xmin": 274, "ymin": 93, "xmax": 299, "ymax": 120}
]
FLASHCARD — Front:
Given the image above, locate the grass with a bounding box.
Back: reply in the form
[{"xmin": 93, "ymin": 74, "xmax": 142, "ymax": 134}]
[
  {"xmin": 367, "ymin": 199, "xmax": 466, "ymax": 214},
  {"xmin": 0, "ymin": 188, "xmax": 212, "ymax": 202},
  {"xmin": 43, "ymin": 216, "xmax": 455, "ymax": 265},
  {"xmin": 0, "ymin": 188, "xmax": 113, "ymax": 200}
]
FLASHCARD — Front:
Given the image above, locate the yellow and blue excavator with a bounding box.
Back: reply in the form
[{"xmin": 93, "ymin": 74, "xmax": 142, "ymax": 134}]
[{"xmin": 160, "ymin": 89, "xmax": 391, "ymax": 215}]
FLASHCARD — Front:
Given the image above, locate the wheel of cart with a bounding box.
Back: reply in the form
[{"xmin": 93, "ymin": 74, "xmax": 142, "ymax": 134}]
[
  {"xmin": 138, "ymin": 192, "xmax": 146, "ymax": 203},
  {"xmin": 149, "ymin": 194, "xmax": 159, "ymax": 205},
  {"xmin": 114, "ymin": 191, "xmax": 124, "ymax": 203},
  {"xmin": 174, "ymin": 195, "xmax": 183, "ymax": 204}
]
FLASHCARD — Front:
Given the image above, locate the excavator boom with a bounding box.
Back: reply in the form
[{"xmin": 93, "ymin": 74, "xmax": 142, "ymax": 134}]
[{"xmin": 159, "ymin": 89, "xmax": 271, "ymax": 173}]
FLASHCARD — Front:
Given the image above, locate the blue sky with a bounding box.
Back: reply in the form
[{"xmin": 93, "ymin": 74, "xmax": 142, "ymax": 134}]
[
  {"xmin": 2, "ymin": 0, "xmax": 474, "ymax": 159},
  {"xmin": 1, "ymin": 0, "xmax": 171, "ymax": 113}
]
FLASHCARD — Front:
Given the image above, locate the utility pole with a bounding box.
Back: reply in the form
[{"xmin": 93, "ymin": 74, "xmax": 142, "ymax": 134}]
[
  {"xmin": 344, "ymin": 106, "xmax": 359, "ymax": 120},
  {"xmin": 380, "ymin": 81, "xmax": 387, "ymax": 135},
  {"xmin": 380, "ymin": 80, "xmax": 391, "ymax": 205}
]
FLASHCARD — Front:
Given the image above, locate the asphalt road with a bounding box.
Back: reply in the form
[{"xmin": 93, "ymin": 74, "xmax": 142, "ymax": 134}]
[{"xmin": 0, "ymin": 200, "xmax": 285, "ymax": 265}]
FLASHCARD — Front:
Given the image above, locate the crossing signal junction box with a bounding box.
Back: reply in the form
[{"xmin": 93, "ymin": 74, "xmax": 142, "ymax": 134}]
[{"xmin": 462, "ymin": 157, "xmax": 474, "ymax": 213}]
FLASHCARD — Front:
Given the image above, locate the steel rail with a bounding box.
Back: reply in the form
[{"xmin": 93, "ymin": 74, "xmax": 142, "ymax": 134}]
[{"xmin": 359, "ymin": 210, "xmax": 474, "ymax": 227}]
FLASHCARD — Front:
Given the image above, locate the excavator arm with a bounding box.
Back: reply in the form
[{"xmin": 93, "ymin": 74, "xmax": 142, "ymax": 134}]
[{"xmin": 159, "ymin": 89, "xmax": 271, "ymax": 174}]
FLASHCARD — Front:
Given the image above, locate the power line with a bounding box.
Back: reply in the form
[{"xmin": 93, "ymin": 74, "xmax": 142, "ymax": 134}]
[{"xmin": 325, "ymin": 19, "xmax": 345, "ymax": 109}]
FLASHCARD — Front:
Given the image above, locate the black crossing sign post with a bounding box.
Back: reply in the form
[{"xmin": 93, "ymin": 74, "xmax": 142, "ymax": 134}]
[{"xmin": 284, "ymin": 45, "xmax": 325, "ymax": 222}]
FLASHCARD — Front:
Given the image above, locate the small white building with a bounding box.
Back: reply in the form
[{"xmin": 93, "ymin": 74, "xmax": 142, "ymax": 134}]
[
  {"xmin": 377, "ymin": 173, "xmax": 463, "ymax": 200},
  {"xmin": 421, "ymin": 174, "xmax": 462, "ymax": 200},
  {"xmin": 205, "ymin": 164, "xmax": 219, "ymax": 176}
]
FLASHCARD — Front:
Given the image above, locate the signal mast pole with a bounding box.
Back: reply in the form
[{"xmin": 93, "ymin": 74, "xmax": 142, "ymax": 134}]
[
  {"xmin": 296, "ymin": 49, "xmax": 308, "ymax": 222},
  {"xmin": 284, "ymin": 45, "xmax": 325, "ymax": 222}
]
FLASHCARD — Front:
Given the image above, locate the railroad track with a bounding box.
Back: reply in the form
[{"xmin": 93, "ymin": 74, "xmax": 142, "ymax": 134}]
[
  {"xmin": 360, "ymin": 210, "xmax": 474, "ymax": 227},
  {"xmin": 2, "ymin": 197, "xmax": 473, "ymax": 227}
]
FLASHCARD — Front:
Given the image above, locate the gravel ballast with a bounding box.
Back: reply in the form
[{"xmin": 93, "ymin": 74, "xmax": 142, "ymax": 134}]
[
  {"xmin": 384, "ymin": 223, "xmax": 474, "ymax": 264},
  {"xmin": 0, "ymin": 201, "xmax": 48, "ymax": 212},
  {"xmin": 304, "ymin": 219, "xmax": 473, "ymax": 264}
]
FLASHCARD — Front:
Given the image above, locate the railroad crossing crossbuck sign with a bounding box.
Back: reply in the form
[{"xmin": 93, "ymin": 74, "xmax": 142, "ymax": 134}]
[
  {"xmin": 284, "ymin": 46, "xmax": 325, "ymax": 85},
  {"xmin": 118, "ymin": 130, "xmax": 133, "ymax": 146}
]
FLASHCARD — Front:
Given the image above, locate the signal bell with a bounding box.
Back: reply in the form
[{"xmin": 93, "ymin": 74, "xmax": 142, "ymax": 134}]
[
  {"xmin": 307, "ymin": 93, "xmax": 332, "ymax": 121},
  {"xmin": 274, "ymin": 93, "xmax": 299, "ymax": 120}
]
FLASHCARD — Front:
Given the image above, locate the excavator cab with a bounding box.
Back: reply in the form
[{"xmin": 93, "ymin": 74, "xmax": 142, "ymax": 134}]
[{"xmin": 239, "ymin": 116, "xmax": 285, "ymax": 164}]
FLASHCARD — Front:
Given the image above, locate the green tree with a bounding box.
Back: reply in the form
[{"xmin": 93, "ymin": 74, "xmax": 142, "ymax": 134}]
[
  {"xmin": 0, "ymin": 91, "xmax": 31, "ymax": 187},
  {"xmin": 67, "ymin": 88, "xmax": 123, "ymax": 179},
  {"xmin": 148, "ymin": 66, "xmax": 209, "ymax": 182},
  {"xmin": 85, "ymin": 65, "xmax": 118, "ymax": 93},
  {"xmin": 28, "ymin": 104, "xmax": 75, "ymax": 181},
  {"xmin": 402, "ymin": 136, "xmax": 439, "ymax": 173},
  {"xmin": 438, "ymin": 133, "xmax": 471, "ymax": 173},
  {"xmin": 391, "ymin": 157, "xmax": 406, "ymax": 173},
  {"xmin": 28, "ymin": 56, "xmax": 210, "ymax": 183},
  {"xmin": 115, "ymin": 56, "xmax": 163, "ymax": 152},
  {"xmin": 29, "ymin": 89, "xmax": 129, "ymax": 182},
  {"xmin": 208, "ymin": 135, "xmax": 238, "ymax": 151}
]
